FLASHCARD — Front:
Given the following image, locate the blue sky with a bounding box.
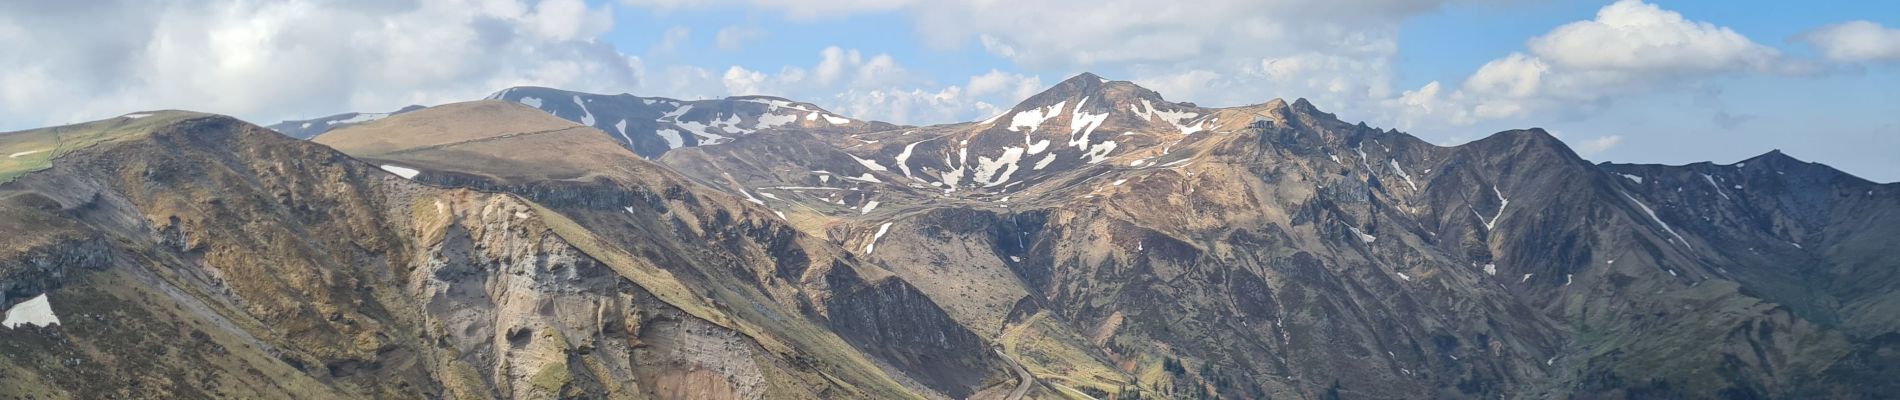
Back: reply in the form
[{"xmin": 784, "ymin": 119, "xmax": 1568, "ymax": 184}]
[{"xmin": 2, "ymin": 0, "xmax": 1895, "ymax": 180}]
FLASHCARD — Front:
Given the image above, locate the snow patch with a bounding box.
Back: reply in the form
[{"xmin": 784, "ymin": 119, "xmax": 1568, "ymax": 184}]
[
  {"xmin": 661, "ymin": 104, "xmax": 694, "ymax": 121},
  {"xmin": 861, "ymin": 201, "xmax": 880, "ymax": 214},
  {"xmin": 2, "ymin": 294, "xmax": 59, "ymax": 329},
  {"xmin": 613, "ymin": 119, "xmax": 633, "ymax": 145},
  {"xmin": 820, "ymin": 114, "xmax": 851, "ymax": 125},
  {"xmin": 572, "ymin": 96, "xmax": 595, "ymax": 126},
  {"xmin": 656, "ymin": 129, "xmax": 685, "ymax": 149},
  {"xmin": 1347, "ymin": 224, "xmax": 1376, "ymax": 243},
  {"xmin": 756, "ymin": 112, "xmax": 798, "ymax": 129},
  {"xmin": 8, "ymin": 150, "xmax": 46, "ymax": 158},
  {"xmin": 1617, "ymin": 173, "xmax": 1645, "ymax": 184},
  {"xmin": 1472, "ymin": 186, "xmax": 1509, "ymax": 231},
  {"xmin": 1483, "ymin": 264, "xmax": 1497, "ymax": 276},
  {"xmin": 1620, "ymin": 191, "xmax": 1691, "ymax": 250},
  {"xmin": 849, "ymin": 154, "xmax": 889, "ymax": 172},
  {"xmin": 1011, "ymin": 101, "xmax": 1066, "ymax": 133},
  {"xmin": 1701, "ymin": 174, "xmax": 1730, "ymax": 200},
  {"xmin": 973, "ymin": 146, "xmax": 1026, "ymax": 187},
  {"xmin": 864, "ymin": 222, "xmax": 894, "ymax": 254},
  {"xmin": 380, "ymin": 165, "xmax": 420, "ymax": 179},
  {"xmin": 1084, "ymin": 140, "xmax": 1118, "ymax": 164},
  {"xmin": 1033, "ymin": 154, "xmax": 1058, "ymax": 170},
  {"xmin": 895, "ymin": 141, "xmax": 924, "ymax": 178},
  {"xmin": 123, "ymin": 113, "xmax": 152, "ymax": 119},
  {"xmin": 842, "ymin": 173, "xmax": 883, "ymax": 183},
  {"xmin": 519, "ymin": 96, "xmax": 543, "ymax": 108},
  {"xmin": 1389, "ymin": 160, "xmax": 1418, "ymax": 191}
]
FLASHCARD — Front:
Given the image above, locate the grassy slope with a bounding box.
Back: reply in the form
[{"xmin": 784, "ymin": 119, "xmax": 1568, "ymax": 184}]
[{"xmin": 0, "ymin": 112, "xmax": 209, "ymax": 184}]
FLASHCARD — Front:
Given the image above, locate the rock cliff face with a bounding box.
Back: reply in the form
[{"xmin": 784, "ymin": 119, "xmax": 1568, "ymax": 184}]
[{"xmin": 0, "ymin": 112, "xmax": 1008, "ymax": 399}]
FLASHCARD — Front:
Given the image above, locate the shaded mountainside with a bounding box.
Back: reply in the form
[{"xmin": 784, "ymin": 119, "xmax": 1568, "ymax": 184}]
[
  {"xmin": 2, "ymin": 71, "xmax": 1897, "ymax": 400},
  {"xmin": 0, "ymin": 111, "xmax": 1011, "ymax": 399}
]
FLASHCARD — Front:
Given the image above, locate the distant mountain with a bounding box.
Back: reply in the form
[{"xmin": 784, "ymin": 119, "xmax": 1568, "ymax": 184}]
[
  {"xmin": 266, "ymin": 104, "xmax": 426, "ymax": 139},
  {"xmin": 485, "ymin": 86, "xmax": 896, "ymax": 158},
  {"xmin": 3, "ymin": 73, "xmax": 1897, "ymax": 399}
]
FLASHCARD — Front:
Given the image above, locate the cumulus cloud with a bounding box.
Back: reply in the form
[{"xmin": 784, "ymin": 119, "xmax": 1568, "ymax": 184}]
[
  {"xmin": 1798, "ymin": 21, "xmax": 1900, "ymax": 63},
  {"xmin": 708, "ymin": 47, "xmax": 1034, "ymax": 125},
  {"xmin": 620, "ymin": 0, "xmax": 1472, "ymax": 121},
  {"xmin": 0, "ymin": 0, "xmax": 638, "ymax": 129},
  {"xmin": 1390, "ymin": 0, "xmax": 1801, "ymax": 130}
]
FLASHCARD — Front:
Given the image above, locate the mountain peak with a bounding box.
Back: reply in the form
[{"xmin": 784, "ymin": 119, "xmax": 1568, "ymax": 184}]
[
  {"xmin": 1006, "ymin": 72, "xmax": 1172, "ymax": 115},
  {"xmin": 1061, "ymin": 72, "xmax": 1108, "ymax": 85}
]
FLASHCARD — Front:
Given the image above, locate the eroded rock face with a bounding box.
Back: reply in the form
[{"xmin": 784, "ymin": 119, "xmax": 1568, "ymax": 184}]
[{"xmin": 0, "ymin": 114, "xmax": 1001, "ymax": 399}]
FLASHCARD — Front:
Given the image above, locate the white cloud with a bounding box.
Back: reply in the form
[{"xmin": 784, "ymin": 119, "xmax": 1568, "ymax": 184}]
[
  {"xmin": 964, "ymin": 69, "xmax": 1043, "ymax": 101},
  {"xmin": 618, "ymin": 0, "xmax": 1471, "ymax": 123},
  {"xmin": 1528, "ymin": 0, "xmax": 1779, "ymax": 73},
  {"xmin": 1798, "ymin": 21, "xmax": 1900, "ymax": 62},
  {"xmin": 0, "ymin": 0, "xmax": 640, "ymax": 129},
  {"xmin": 1575, "ymin": 135, "xmax": 1623, "ymax": 157},
  {"xmin": 1391, "ymin": 0, "xmax": 1799, "ymax": 130}
]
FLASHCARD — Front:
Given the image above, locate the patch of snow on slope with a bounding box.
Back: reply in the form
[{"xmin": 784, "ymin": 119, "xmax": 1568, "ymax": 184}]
[
  {"xmin": 849, "ymin": 154, "xmax": 889, "ymax": 172},
  {"xmin": 656, "ymin": 129, "xmax": 685, "ymax": 149},
  {"xmin": 1011, "ymin": 101, "xmax": 1066, "ymax": 133},
  {"xmin": 2, "ymin": 294, "xmax": 58, "ymax": 329},
  {"xmin": 573, "ymin": 96, "xmax": 595, "ymax": 126},
  {"xmin": 1068, "ymin": 98, "xmax": 1109, "ymax": 149},
  {"xmin": 612, "ymin": 119, "xmax": 634, "ymax": 145},
  {"xmin": 1034, "ymin": 154, "xmax": 1058, "ymax": 170},
  {"xmin": 519, "ymin": 96, "xmax": 543, "ymax": 109},
  {"xmin": 1347, "ymin": 224, "xmax": 1376, "ymax": 243},
  {"xmin": 1027, "ymin": 139, "xmax": 1052, "ymax": 155},
  {"xmin": 661, "ymin": 104, "xmax": 693, "ymax": 121},
  {"xmin": 1483, "ymin": 264, "xmax": 1497, "ymax": 276},
  {"xmin": 380, "ymin": 165, "xmax": 420, "ymax": 179},
  {"xmin": 1620, "ymin": 191, "xmax": 1692, "ymax": 250},
  {"xmin": 1389, "ymin": 160, "xmax": 1418, "ymax": 191},
  {"xmin": 756, "ymin": 112, "xmax": 798, "ymax": 129},
  {"xmin": 1617, "ymin": 173, "xmax": 1644, "ymax": 184},
  {"xmin": 124, "ymin": 113, "xmax": 154, "ymax": 119},
  {"xmin": 1701, "ymin": 174, "xmax": 1730, "ymax": 200},
  {"xmin": 895, "ymin": 140, "xmax": 929, "ymax": 179},
  {"xmin": 865, "ymin": 222, "xmax": 894, "ymax": 254},
  {"xmin": 861, "ymin": 200, "xmax": 880, "ymax": 214},
  {"xmin": 974, "ymin": 146, "xmax": 1026, "ymax": 187},
  {"xmin": 1472, "ymin": 186, "xmax": 1509, "ymax": 231},
  {"xmin": 842, "ymin": 173, "xmax": 883, "ymax": 183},
  {"xmin": 821, "ymin": 114, "xmax": 851, "ymax": 125},
  {"xmin": 1084, "ymin": 140, "xmax": 1118, "ymax": 164},
  {"xmin": 8, "ymin": 150, "xmax": 46, "ymax": 158},
  {"xmin": 737, "ymin": 189, "xmax": 766, "ymax": 206}
]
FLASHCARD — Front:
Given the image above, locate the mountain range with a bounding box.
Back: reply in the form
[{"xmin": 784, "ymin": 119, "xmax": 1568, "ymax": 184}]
[{"xmin": 2, "ymin": 73, "xmax": 1895, "ymax": 399}]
